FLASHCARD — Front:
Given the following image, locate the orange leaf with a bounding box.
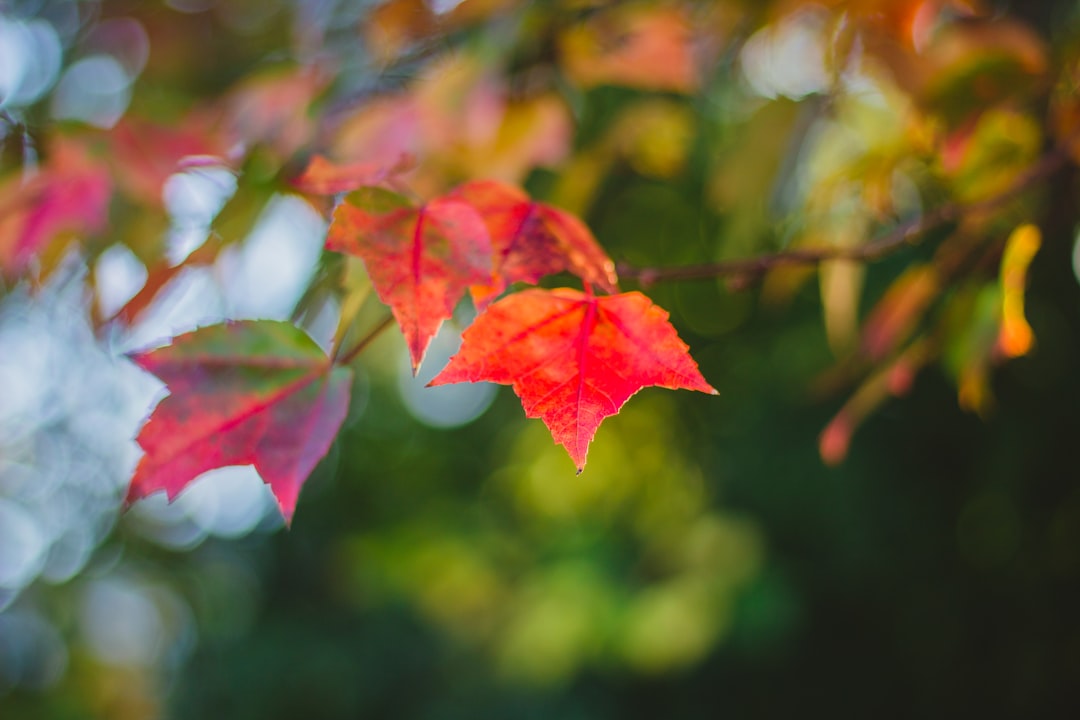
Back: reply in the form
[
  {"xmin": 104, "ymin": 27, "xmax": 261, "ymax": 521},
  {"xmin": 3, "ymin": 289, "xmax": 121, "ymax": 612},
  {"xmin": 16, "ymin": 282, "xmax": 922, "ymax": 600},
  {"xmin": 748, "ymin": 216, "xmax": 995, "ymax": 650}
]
[
  {"xmin": 559, "ymin": 5, "xmax": 698, "ymax": 93},
  {"xmin": 996, "ymin": 223, "xmax": 1041, "ymax": 357},
  {"xmin": 430, "ymin": 288, "xmax": 715, "ymax": 470}
]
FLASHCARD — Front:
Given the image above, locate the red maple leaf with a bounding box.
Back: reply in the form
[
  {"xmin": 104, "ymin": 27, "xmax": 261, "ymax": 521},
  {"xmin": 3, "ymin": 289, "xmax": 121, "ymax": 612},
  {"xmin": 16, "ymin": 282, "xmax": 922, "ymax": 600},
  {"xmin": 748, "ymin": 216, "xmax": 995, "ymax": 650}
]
[
  {"xmin": 326, "ymin": 187, "xmax": 492, "ymax": 370},
  {"xmin": 126, "ymin": 321, "xmax": 352, "ymax": 524},
  {"xmin": 448, "ymin": 180, "xmax": 618, "ymax": 307},
  {"xmin": 430, "ymin": 288, "xmax": 716, "ymax": 470}
]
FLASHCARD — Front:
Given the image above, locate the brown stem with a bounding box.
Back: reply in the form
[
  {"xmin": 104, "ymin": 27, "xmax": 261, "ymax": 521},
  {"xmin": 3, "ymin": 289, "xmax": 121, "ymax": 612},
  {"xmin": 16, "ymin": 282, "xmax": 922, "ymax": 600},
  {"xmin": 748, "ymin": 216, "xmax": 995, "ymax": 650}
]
[
  {"xmin": 617, "ymin": 145, "xmax": 1070, "ymax": 287},
  {"xmin": 335, "ymin": 313, "xmax": 396, "ymax": 366}
]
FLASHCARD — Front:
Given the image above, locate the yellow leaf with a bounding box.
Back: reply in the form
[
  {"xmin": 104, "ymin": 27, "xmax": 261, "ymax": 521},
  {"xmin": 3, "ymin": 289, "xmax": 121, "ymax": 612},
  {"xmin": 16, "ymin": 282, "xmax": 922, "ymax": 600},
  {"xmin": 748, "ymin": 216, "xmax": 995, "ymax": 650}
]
[{"xmin": 996, "ymin": 223, "xmax": 1040, "ymax": 357}]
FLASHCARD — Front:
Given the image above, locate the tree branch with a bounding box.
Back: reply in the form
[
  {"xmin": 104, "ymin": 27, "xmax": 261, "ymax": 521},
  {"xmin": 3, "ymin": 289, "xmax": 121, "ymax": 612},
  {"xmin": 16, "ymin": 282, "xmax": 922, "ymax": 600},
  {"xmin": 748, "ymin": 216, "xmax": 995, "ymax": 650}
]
[{"xmin": 616, "ymin": 146, "xmax": 1071, "ymax": 287}]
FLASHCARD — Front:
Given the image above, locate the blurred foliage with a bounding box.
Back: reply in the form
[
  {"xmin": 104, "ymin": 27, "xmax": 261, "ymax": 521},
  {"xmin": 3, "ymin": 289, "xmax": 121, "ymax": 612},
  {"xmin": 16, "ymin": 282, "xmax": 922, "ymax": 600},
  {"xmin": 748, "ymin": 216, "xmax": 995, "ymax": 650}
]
[{"xmin": 4, "ymin": 0, "xmax": 1080, "ymax": 718}]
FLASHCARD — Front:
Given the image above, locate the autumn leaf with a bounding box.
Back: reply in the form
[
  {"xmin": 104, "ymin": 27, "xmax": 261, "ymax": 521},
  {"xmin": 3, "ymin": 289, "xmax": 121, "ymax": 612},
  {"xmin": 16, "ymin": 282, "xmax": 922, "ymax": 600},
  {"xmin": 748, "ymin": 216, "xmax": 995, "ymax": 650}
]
[
  {"xmin": 558, "ymin": 4, "xmax": 699, "ymax": 93},
  {"xmin": 126, "ymin": 321, "xmax": 352, "ymax": 524},
  {"xmin": 0, "ymin": 139, "xmax": 111, "ymax": 275},
  {"xmin": 430, "ymin": 288, "xmax": 716, "ymax": 470},
  {"xmin": 861, "ymin": 265, "xmax": 939, "ymax": 360},
  {"xmin": 292, "ymin": 154, "xmax": 414, "ymax": 195},
  {"xmin": 449, "ymin": 180, "xmax": 618, "ymax": 307},
  {"xmin": 326, "ymin": 186, "xmax": 492, "ymax": 370},
  {"xmin": 107, "ymin": 115, "xmax": 224, "ymax": 207},
  {"xmin": 221, "ymin": 66, "xmax": 329, "ymax": 160},
  {"xmin": 996, "ymin": 223, "xmax": 1041, "ymax": 357}
]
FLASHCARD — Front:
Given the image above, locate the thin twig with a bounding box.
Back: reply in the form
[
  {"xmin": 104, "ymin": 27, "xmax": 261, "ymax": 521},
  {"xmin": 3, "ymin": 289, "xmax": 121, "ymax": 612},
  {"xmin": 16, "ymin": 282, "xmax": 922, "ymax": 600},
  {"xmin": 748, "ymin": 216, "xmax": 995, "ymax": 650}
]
[
  {"xmin": 335, "ymin": 313, "xmax": 396, "ymax": 366},
  {"xmin": 617, "ymin": 145, "xmax": 1071, "ymax": 287}
]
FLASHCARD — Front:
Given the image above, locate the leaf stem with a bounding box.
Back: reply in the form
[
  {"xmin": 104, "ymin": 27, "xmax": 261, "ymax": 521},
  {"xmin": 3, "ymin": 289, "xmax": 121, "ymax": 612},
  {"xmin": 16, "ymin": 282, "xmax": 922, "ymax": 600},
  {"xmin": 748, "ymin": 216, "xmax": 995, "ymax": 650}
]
[
  {"xmin": 616, "ymin": 144, "xmax": 1070, "ymax": 287},
  {"xmin": 335, "ymin": 313, "xmax": 396, "ymax": 366}
]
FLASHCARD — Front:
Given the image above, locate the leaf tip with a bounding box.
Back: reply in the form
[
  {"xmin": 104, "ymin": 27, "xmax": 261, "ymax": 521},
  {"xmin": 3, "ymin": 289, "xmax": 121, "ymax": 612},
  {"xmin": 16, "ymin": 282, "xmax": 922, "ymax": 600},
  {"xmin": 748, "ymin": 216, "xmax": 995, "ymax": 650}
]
[{"xmin": 819, "ymin": 413, "xmax": 852, "ymax": 467}]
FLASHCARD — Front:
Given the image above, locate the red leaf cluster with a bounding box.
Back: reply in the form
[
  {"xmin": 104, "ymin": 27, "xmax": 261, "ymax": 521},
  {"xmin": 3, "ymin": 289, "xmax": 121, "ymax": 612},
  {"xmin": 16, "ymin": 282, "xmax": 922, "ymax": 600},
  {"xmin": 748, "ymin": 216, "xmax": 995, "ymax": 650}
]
[{"xmin": 127, "ymin": 178, "xmax": 713, "ymax": 521}]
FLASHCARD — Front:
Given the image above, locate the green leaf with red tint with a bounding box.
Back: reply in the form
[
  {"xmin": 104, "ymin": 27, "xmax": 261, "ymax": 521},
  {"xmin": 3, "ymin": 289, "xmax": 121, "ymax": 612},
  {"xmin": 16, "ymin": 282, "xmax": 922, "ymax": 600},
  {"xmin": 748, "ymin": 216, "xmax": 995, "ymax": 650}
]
[
  {"xmin": 448, "ymin": 180, "xmax": 618, "ymax": 307},
  {"xmin": 325, "ymin": 186, "xmax": 492, "ymax": 370},
  {"xmin": 430, "ymin": 288, "xmax": 715, "ymax": 470},
  {"xmin": 126, "ymin": 320, "xmax": 352, "ymax": 524}
]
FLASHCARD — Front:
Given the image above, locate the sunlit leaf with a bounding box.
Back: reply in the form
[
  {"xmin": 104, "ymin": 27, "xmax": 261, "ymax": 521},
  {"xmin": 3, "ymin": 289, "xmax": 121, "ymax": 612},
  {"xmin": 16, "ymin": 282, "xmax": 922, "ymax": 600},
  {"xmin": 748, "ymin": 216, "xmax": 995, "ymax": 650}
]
[{"xmin": 431, "ymin": 288, "xmax": 716, "ymax": 471}]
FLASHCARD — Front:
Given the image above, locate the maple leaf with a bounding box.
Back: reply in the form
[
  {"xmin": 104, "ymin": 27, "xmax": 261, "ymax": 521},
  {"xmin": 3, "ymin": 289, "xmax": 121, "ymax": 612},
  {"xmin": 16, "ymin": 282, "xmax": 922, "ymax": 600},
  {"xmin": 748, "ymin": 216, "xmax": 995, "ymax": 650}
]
[
  {"xmin": 126, "ymin": 321, "xmax": 352, "ymax": 524},
  {"xmin": 448, "ymin": 180, "xmax": 618, "ymax": 307},
  {"xmin": 326, "ymin": 186, "xmax": 492, "ymax": 370},
  {"xmin": 430, "ymin": 288, "xmax": 716, "ymax": 470}
]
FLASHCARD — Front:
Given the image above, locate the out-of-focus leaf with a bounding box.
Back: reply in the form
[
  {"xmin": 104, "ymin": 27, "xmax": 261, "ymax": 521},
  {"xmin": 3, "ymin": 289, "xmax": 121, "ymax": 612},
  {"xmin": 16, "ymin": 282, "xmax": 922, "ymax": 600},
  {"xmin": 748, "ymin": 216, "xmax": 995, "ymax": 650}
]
[
  {"xmin": 0, "ymin": 139, "xmax": 111, "ymax": 276},
  {"xmin": 940, "ymin": 108, "xmax": 1041, "ymax": 202},
  {"xmin": 412, "ymin": 55, "xmax": 504, "ymax": 155},
  {"xmin": 127, "ymin": 321, "xmax": 353, "ymax": 523},
  {"xmin": 1050, "ymin": 54, "xmax": 1080, "ymax": 161},
  {"xmin": 921, "ymin": 19, "xmax": 1047, "ymax": 120},
  {"xmin": 291, "ymin": 154, "xmax": 413, "ymax": 196},
  {"xmin": 332, "ymin": 95, "xmax": 423, "ymax": 183},
  {"xmin": 332, "ymin": 55, "xmax": 572, "ymax": 195},
  {"xmin": 221, "ymin": 66, "xmax": 328, "ymax": 161},
  {"xmin": 558, "ymin": 4, "xmax": 698, "ymax": 93},
  {"xmin": 820, "ymin": 258, "xmax": 864, "ymax": 356},
  {"xmin": 431, "ymin": 288, "xmax": 716, "ymax": 471},
  {"xmin": 609, "ymin": 100, "xmax": 695, "ymax": 179},
  {"xmin": 450, "ymin": 93, "xmax": 573, "ymax": 184},
  {"xmin": 952, "ymin": 285, "xmax": 1001, "ymax": 416},
  {"xmin": 105, "ymin": 235, "xmax": 226, "ymax": 327},
  {"xmin": 107, "ymin": 116, "xmax": 225, "ymax": 207},
  {"xmin": 996, "ymin": 223, "xmax": 1040, "ymax": 358},
  {"xmin": 819, "ymin": 339, "xmax": 933, "ymax": 465},
  {"xmin": 709, "ymin": 99, "xmax": 800, "ymax": 259},
  {"xmin": 867, "ymin": 15, "xmax": 1047, "ymax": 126},
  {"xmin": 861, "ymin": 264, "xmax": 939, "ymax": 360},
  {"xmin": 361, "ymin": 0, "xmax": 516, "ymax": 63}
]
